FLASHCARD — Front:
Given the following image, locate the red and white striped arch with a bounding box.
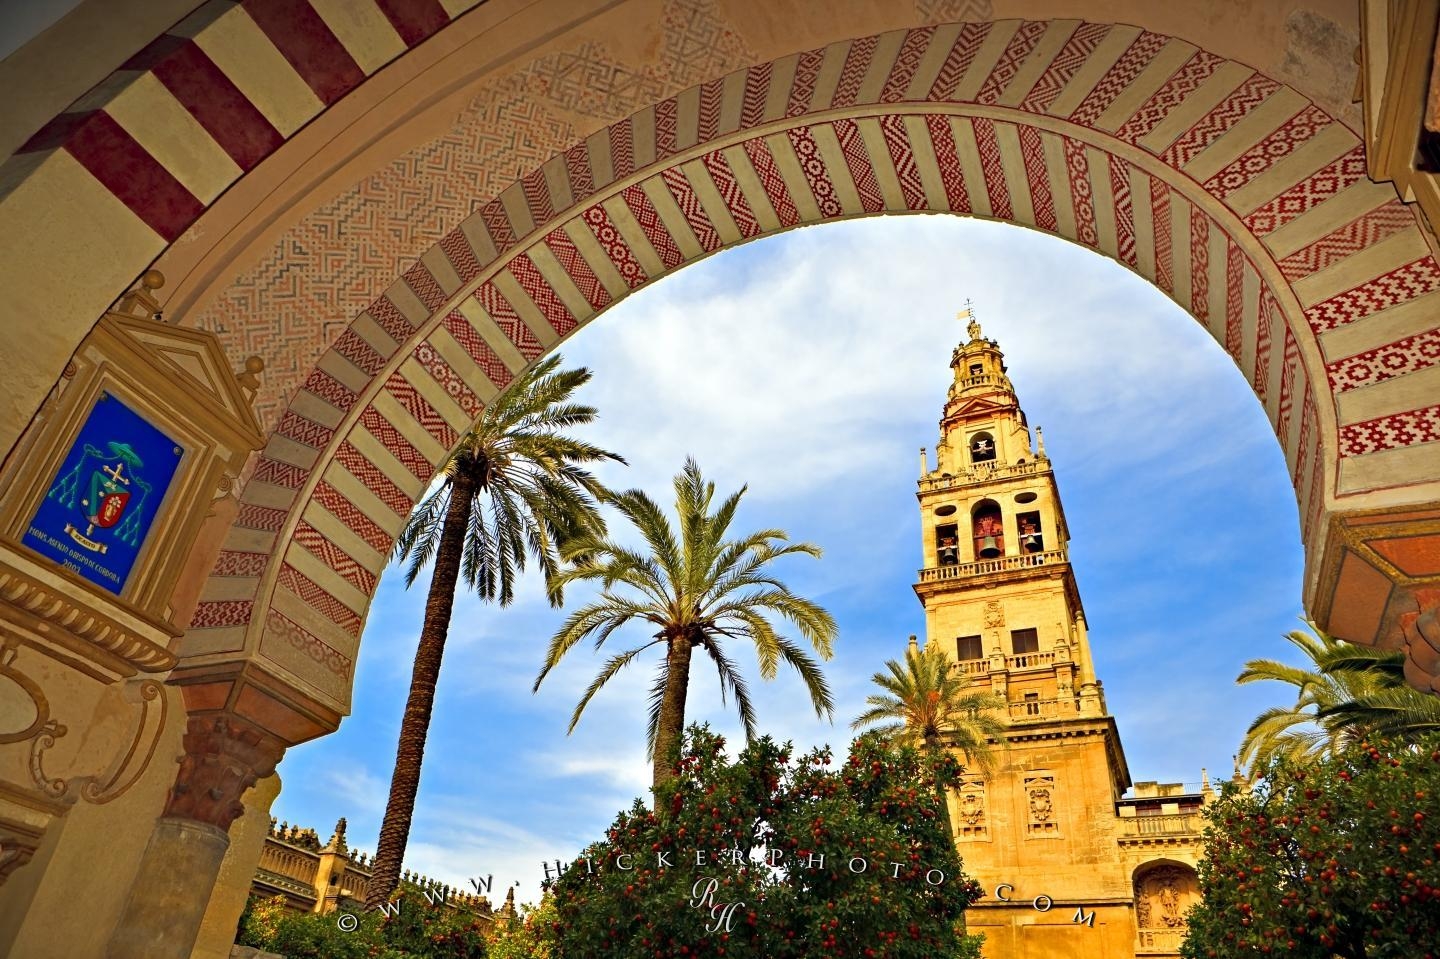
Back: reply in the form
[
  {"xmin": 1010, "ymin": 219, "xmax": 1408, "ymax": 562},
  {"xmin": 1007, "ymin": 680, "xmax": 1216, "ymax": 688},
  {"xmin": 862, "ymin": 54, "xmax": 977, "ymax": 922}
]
[{"xmin": 169, "ymin": 20, "xmax": 1440, "ymax": 718}]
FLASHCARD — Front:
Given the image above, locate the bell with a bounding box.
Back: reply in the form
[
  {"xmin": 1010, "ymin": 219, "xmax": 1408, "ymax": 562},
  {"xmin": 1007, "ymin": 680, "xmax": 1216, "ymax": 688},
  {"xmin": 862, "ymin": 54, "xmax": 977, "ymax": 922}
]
[
  {"xmin": 979, "ymin": 535, "xmax": 1001, "ymax": 558},
  {"xmin": 938, "ymin": 544, "xmax": 958, "ymax": 564},
  {"xmin": 1021, "ymin": 533, "xmax": 1041, "ymax": 552}
]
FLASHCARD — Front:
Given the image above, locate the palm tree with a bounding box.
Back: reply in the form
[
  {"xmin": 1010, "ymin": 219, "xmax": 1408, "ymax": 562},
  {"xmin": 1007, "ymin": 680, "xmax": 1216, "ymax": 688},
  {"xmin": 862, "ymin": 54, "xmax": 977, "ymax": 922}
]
[
  {"xmin": 366, "ymin": 355, "xmax": 624, "ymax": 908},
  {"xmin": 852, "ymin": 640, "xmax": 1008, "ymax": 840},
  {"xmin": 1236, "ymin": 624, "xmax": 1440, "ymax": 777},
  {"xmin": 532, "ymin": 458, "xmax": 838, "ymax": 791}
]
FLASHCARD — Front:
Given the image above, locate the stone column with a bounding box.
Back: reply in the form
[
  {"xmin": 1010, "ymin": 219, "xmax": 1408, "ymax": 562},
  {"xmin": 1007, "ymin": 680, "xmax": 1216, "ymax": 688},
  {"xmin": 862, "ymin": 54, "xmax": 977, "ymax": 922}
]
[{"xmin": 105, "ymin": 715, "xmax": 283, "ymax": 959}]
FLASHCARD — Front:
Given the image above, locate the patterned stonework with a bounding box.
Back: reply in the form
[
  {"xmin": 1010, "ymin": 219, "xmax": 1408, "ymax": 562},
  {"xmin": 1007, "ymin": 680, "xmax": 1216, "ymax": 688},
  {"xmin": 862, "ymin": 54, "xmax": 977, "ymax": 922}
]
[{"xmin": 11, "ymin": 7, "xmax": 1435, "ymax": 712}]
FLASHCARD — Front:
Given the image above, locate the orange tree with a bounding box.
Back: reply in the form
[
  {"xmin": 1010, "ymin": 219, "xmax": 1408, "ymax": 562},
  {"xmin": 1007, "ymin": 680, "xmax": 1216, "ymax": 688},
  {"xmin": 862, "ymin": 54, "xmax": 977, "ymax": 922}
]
[
  {"xmin": 1181, "ymin": 737, "xmax": 1440, "ymax": 959},
  {"xmin": 544, "ymin": 726, "xmax": 984, "ymax": 959}
]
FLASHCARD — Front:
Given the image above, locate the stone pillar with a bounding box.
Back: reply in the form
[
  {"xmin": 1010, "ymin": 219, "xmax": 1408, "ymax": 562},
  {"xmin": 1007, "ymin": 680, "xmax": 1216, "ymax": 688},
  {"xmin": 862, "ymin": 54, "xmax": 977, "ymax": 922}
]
[
  {"xmin": 106, "ymin": 715, "xmax": 283, "ymax": 959},
  {"xmin": 191, "ymin": 773, "xmax": 282, "ymax": 959}
]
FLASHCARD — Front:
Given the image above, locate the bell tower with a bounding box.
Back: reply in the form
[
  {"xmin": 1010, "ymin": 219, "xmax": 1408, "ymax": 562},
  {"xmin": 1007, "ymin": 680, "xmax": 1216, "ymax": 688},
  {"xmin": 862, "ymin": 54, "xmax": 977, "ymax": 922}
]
[{"xmin": 916, "ymin": 308, "xmax": 1137, "ymax": 957}]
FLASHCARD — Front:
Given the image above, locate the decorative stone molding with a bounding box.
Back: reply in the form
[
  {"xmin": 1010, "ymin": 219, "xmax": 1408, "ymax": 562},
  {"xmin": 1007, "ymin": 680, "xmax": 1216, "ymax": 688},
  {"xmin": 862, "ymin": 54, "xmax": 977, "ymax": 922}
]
[
  {"xmin": 1025, "ymin": 774, "xmax": 1058, "ymax": 836},
  {"xmin": 163, "ymin": 717, "xmax": 284, "ymax": 831}
]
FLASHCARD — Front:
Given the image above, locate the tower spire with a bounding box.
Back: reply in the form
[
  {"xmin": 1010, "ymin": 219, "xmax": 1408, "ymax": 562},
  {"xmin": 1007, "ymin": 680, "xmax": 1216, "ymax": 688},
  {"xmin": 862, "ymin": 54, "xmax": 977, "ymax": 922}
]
[{"xmin": 957, "ymin": 299, "xmax": 981, "ymax": 342}]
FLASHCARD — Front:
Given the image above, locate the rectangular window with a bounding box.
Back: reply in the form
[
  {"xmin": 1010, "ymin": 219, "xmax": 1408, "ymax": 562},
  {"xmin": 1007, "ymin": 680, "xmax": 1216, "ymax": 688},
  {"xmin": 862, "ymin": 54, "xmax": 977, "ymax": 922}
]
[
  {"xmin": 1010, "ymin": 628, "xmax": 1039, "ymax": 655},
  {"xmin": 956, "ymin": 635, "xmax": 983, "ymax": 660}
]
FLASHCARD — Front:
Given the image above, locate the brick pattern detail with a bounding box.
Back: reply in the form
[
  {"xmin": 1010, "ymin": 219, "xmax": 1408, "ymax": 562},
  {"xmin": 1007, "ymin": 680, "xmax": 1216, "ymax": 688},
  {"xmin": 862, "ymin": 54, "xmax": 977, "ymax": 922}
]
[
  {"xmin": 236, "ymin": 503, "xmax": 287, "ymax": 533},
  {"xmin": 972, "ymin": 118, "xmax": 1012, "ymax": 220},
  {"xmin": 1304, "ymin": 257, "xmax": 1440, "ymax": 334},
  {"xmin": 1274, "ymin": 201, "xmax": 1414, "ymax": 281},
  {"xmin": 1109, "ymin": 155, "xmax": 1137, "ymax": 267},
  {"xmin": 1203, "ymin": 105, "xmax": 1329, "ymax": 201},
  {"xmin": 509, "ymin": 253, "xmax": 580, "ymax": 334},
  {"xmin": 621, "ymin": 184, "xmax": 687, "ymax": 270},
  {"xmin": 1150, "ymin": 177, "xmax": 1173, "ymax": 293},
  {"xmin": 1327, "ymin": 328, "xmax": 1440, "ymax": 391},
  {"xmin": 786, "ymin": 125, "xmax": 843, "ymax": 217},
  {"xmin": 928, "ymin": 22, "xmax": 994, "ymax": 101},
  {"xmin": 1018, "ymin": 22, "xmax": 1110, "ymax": 113},
  {"xmin": 1276, "ymin": 325, "xmax": 1302, "ymax": 451},
  {"xmin": 654, "ymin": 96, "xmax": 679, "ymax": 159},
  {"xmin": 333, "ymin": 329, "xmax": 388, "ymax": 377},
  {"xmin": 413, "ymin": 341, "xmax": 483, "ymax": 417},
  {"xmin": 1243, "ymin": 147, "xmax": 1369, "ymax": 235},
  {"xmin": 213, "ymin": 550, "xmax": 270, "ymax": 578},
  {"xmin": 1254, "ymin": 289, "xmax": 1278, "ymax": 403},
  {"xmin": 609, "ymin": 118, "xmax": 635, "ymax": 182},
  {"xmin": 254, "ymin": 457, "xmax": 309, "ymax": 490},
  {"xmin": 1160, "ymin": 73, "xmax": 1281, "ymax": 170},
  {"xmin": 384, "ymin": 372, "xmax": 459, "ymax": 449},
  {"xmin": 312, "ymin": 481, "xmax": 392, "ymax": 554},
  {"xmin": 1115, "ymin": 50, "xmax": 1224, "ymax": 145},
  {"xmin": 741, "ymin": 62, "xmax": 772, "ymax": 129},
  {"xmin": 743, "ymin": 137, "xmax": 802, "ymax": 226},
  {"xmin": 582, "ymin": 204, "xmax": 650, "ymax": 287},
  {"xmin": 1190, "ymin": 205, "xmax": 1210, "ymax": 322},
  {"xmin": 1068, "ymin": 31, "xmax": 1169, "ymax": 127},
  {"xmin": 302, "ymin": 369, "xmax": 359, "ymax": 413},
  {"xmin": 660, "ymin": 167, "xmax": 724, "ymax": 251},
  {"xmin": 358, "ymin": 407, "xmax": 435, "ymax": 481},
  {"xmin": 833, "ymin": 119, "xmax": 885, "ymax": 213},
  {"xmin": 879, "ymin": 114, "xmax": 927, "ymax": 211},
  {"xmin": 441, "ymin": 227, "xmax": 484, "ymax": 286},
  {"xmin": 1224, "ymin": 241, "xmax": 1245, "ymax": 362},
  {"xmin": 403, "ymin": 264, "xmax": 448, "ymax": 312},
  {"xmin": 1339, "ymin": 405, "xmax": 1440, "ymax": 456},
  {"xmin": 335, "ymin": 442, "xmax": 409, "ymax": 518},
  {"xmin": 445, "ymin": 300, "xmax": 522, "ymax": 381},
  {"xmin": 832, "ymin": 36, "xmax": 878, "ymax": 109},
  {"xmin": 1064, "ymin": 136, "xmax": 1097, "ymax": 248},
  {"xmin": 294, "ymin": 520, "xmax": 379, "ymax": 596},
  {"xmin": 1018, "ymin": 125, "xmax": 1056, "ymax": 231},
  {"xmin": 189, "ymin": 600, "xmax": 254, "ymax": 630},
  {"xmin": 926, "ymin": 115, "xmax": 972, "ymax": 213},
  {"xmin": 976, "ymin": 20, "xmax": 1047, "ymax": 105},
  {"xmin": 787, "ymin": 49, "xmax": 826, "ymax": 117},
  {"xmin": 546, "ymin": 227, "xmax": 613, "ymax": 310},
  {"xmin": 880, "ymin": 27, "xmax": 935, "ymax": 103},
  {"xmin": 701, "ymin": 150, "xmax": 762, "ymax": 237},
  {"xmin": 278, "ymin": 564, "xmax": 364, "ymax": 637},
  {"xmin": 267, "ymin": 608, "xmax": 353, "ymax": 678}
]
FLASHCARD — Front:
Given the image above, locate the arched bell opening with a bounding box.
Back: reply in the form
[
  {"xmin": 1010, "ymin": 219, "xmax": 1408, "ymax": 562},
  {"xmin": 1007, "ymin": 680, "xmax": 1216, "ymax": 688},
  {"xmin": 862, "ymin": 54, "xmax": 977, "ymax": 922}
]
[{"xmin": 972, "ymin": 500, "xmax": 1004, "ymax": 559}]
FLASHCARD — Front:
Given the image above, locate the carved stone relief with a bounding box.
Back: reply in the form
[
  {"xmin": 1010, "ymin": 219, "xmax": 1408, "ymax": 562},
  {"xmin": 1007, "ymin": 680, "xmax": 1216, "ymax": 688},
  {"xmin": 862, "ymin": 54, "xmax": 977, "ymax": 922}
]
[
  {"xmin": 982, "ymin": 600, "xmax": 1005, "ymax": 629},
  {"xmin": 1135, "ymin": 865, "xmax": 1199, "ymax": 929},
  {"xmin": 956, "ymin": 779, "xmax": 987, "ymax": 839},
  {"xmin": 1024, "ymin": 774, "xmax": 1058, "ymax": 835}
]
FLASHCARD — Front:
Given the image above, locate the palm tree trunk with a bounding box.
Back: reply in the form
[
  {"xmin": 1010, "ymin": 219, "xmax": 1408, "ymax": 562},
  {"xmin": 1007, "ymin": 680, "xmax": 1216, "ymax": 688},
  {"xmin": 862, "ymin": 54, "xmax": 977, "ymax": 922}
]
[
  {"xmin": 366, "ymin": 472, "xmax": 476, "ymax": 909},
  {"xmin": 925, "ymin": 735, "xmax": 964, "ymax": 934},
  {"xmin": 651, "ymin": 635, "xmax": 694, "ymax": 792}
]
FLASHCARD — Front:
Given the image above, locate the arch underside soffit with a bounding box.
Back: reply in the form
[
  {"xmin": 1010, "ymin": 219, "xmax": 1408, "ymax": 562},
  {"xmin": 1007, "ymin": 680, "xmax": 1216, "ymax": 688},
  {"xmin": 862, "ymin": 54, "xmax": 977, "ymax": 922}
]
[{"xmin": 25, "ymin": 14, "xmax": 1435, "ymax": 714}]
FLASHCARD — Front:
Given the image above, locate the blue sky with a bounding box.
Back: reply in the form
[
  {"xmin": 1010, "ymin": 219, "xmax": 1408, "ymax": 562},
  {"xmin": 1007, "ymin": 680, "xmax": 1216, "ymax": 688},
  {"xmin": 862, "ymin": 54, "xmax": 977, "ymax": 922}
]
[{"xmin": 267, "ymin": 214, "xmax": 1306, "ymax": 906}]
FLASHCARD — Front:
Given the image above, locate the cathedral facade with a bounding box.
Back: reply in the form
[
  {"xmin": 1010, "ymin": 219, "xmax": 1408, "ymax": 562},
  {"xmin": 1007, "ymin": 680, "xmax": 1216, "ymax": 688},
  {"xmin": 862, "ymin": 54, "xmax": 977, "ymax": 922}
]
[{"xmin": 916, "ymin": 318, "xmax": 1209, "ymax": 959}]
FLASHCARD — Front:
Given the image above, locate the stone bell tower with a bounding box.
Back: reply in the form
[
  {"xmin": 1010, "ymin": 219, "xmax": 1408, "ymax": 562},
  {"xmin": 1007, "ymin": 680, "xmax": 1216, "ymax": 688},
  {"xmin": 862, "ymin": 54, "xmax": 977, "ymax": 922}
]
[{"xmin": 916, "ymin": 309, "xmax": 1138, "ymax": 958}]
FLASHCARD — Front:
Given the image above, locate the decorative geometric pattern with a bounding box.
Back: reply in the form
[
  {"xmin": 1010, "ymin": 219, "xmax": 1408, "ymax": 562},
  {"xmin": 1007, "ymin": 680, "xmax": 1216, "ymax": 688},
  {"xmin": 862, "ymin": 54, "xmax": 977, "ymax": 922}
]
[
  {"xmin": 832, "ymin": 37, "xmax": 879, "ymax": 109},
  {"xmin": 1242, "ymin": 146, "xmax": 1369, "ymax": 236},
  {"xmin": 1068, "ymin": 31, "xmax": 1169, "ymax": 127},
  {"xmin": 1274, "ymin": 201, "xmax": 1414, "ymax": 281},
  {"xmin": 1303, "ymin": 257, "xmax": 1440, "ymax": 334},
  {"xmin": 26, "ymin": 8, "xmax": 1435, "ymax": 701},
  {"xmin": 1160, "ymin": 73, "xmax": 1282, "ymax": 170},
  {"xmin": 1115, "ymin": 50, "xmax": 1224, "ymax": 145},
  {"xmin": 1339, "ymin": 405, "xmax": 1440, "ymax": 457},
  {"xmin": 1063, "ymin": 136, "xmax": 1097, "ymax": 248},
  {"xmin": 1326, "ymin": 328, "xmax": 1440, "ymax": 392},
  {"xmin": 266, "ymin": 609, "xmax": 353, "ymax": 679},
  {"xmin": 879, "ymin": 114, "xmax": 928, "ymax": 211},
  {"xmin": 1202, "ymin": 104, "xmax": 1330, "ymax": 202},
  {"xmin": 971, "ymin": 117, "xmax": 1012, "ymax": 220},
  {"xmin": 1018, "ymin": 21, "xmax": 1111, "ymax": 114},
  {"xmin": 833, "ymin": 119, "xmax": 885, "ymax": 213},
  {"xmin": 1018, "ymin": 125, "xmax": 1057, "ymax": 231},
  {"xmin": 975, "ymin": 20, "xmax": 1048, "ymax": 105}
]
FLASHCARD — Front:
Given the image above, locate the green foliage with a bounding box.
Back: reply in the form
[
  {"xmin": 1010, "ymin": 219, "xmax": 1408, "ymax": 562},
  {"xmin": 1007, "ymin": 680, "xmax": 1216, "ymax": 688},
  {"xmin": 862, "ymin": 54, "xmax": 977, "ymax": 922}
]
[
  {"xmin": 1236, "ymin": 625, "xmax": 1440, "ymax": 777},
  {"xmin": 236, "ymin": 894, "xmax": 491, "ymax": 959},
  {"xmin": 546, "ymin": 725, "xmax": 983, "ymax": 958},
  {"xmin": 485, "ymin": 899, "xmax": 557, "ymax": 959},
  {"xmin": 1181, "ymin": 738, "xmax": 1440, "ymax": 959}
]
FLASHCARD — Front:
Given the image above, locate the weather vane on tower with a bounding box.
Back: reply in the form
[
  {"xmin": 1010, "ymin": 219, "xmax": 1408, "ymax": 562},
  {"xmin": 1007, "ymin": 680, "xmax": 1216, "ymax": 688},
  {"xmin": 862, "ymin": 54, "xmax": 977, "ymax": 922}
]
[{"xmin": 957, "ymin": 298, "xmax": 981, "ymax": 341}]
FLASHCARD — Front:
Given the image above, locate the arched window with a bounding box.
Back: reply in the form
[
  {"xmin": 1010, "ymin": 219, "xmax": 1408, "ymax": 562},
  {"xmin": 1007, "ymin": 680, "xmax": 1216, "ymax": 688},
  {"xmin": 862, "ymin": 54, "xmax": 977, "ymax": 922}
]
[
  {"xmin": 969, "ymin": 431, "xmax": 996, "ymax": 463},
  {"xmin": 972, "ymin": 500, "xmax": 1003, "ymax": 557}
]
